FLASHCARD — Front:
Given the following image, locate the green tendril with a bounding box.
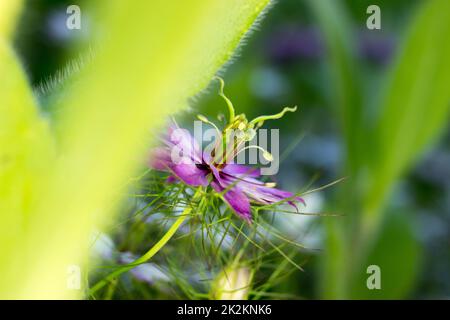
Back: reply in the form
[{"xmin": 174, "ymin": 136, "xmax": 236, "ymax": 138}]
[
  {"xmin": 214, "ymin": 76, "xmax": 235, "ymax": 123},
  {"xmin": 249, "ymin": 106, "xmax": 298, "ymax": 128}
]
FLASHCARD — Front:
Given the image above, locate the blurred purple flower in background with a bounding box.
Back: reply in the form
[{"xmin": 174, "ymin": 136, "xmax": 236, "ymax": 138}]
[
  {"xmin": 358, "ymin": 31, "xmax": 395, "ymax": 65},
  {"xmin": 265, "ymin": 25, "xmax": 395, "ymax": 66}
]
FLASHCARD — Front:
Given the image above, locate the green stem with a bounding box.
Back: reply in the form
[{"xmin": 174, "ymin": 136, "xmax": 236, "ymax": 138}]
[{"xmin": 88, "ymin": 188, "xmax": 201, "ymax": 296}]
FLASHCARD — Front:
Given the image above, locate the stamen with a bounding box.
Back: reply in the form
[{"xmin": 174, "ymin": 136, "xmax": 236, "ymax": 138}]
[
  {"xmin": 244, "ymin": 128, "xmax": 256, "ymax": 141},
  {"xmin": 265, "ymin": 182, "xmax": 277, "ymax": 188}
]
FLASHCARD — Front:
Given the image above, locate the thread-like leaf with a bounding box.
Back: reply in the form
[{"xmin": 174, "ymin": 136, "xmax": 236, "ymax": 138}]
[{"xmin": 0, "ymin": 0, "xmax": 272, "ymax": 299}]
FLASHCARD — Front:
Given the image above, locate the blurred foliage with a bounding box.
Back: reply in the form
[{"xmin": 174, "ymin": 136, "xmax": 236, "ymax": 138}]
[
  {"xmin": 310, "ymin": 0, "xmax": 449, "ymax": 299},
  {"xmin": 350, "ymin": 210, "xmax": 421, "ymax": 299},
  {"xmin": 0, "ymin": 0, "xmax": 271, "ymax": 298},
  {"xmin": 2, "ymin": 0, "xmax": 449, "ymax": 299}
]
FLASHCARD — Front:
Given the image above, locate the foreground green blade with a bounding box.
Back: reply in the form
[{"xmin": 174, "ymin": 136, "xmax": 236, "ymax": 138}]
[{"xmin": 0, "ymin": 0, "xmax": 271, "ymax": 299}]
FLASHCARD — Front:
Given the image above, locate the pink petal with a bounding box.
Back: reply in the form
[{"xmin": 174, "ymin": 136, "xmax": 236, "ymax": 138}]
[
  {"xmin": 166, "ymin": 176, "xmax": 177, "ymax": 183},
  {"xmin": 238, "ymin": 180, "xmax": 306, "ymax": 208},
  {"xmin": 166, "ymin": 124, "xmax": 202, "ymax": 164},
  {"xmin": 209, "ymin": 163, "xmax": 226, "ymax": 188},
  {"xmin": 170, "ymin": 164, "xmax": 208, "ymax": 187},
  {"xmin": 149, "ymin": 147, "xmax": 172, "ymax": 171},
  {"xmin": 211, "ymin": 181, "xmax": 252, "ymax": 221},
  {"xmin": 222, "ymin": 164, "xmax": 261, "ymax": 178}
]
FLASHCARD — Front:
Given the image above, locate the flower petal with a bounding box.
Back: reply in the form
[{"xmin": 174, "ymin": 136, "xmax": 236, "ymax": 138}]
[
  {"xmin": 166, "ymin": 176, "xmax": 177, "ymax": 183},
  {"xmin": 222, "ymin": 164, "xmax": 261, "ymax": 178},
  {"xmin": 149, "ymin": 147, "xmax": 172, "ymax": 171},
  {"xmin": 211, "ymin": 181, "xmax": 252, "ymax": 221},
  {"xmin": 210, "ymin": 163, "xmax": 226, "ymax": 187},
  {"xmin": 166, "ymin": 122, "xmax": 202, "ymax": 164},
  {"xmin": 170, "ymin": 163, "xmax": 208, "ymax": 187},
  {"xmin": 237, "ymin": 180, "xmax": 306, "ymax": 209}
]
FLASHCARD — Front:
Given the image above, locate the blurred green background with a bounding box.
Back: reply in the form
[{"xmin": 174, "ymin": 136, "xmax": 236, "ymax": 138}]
[{"xmin": 13, "ymin": 0, "xmax": 449, "ymax": 299}]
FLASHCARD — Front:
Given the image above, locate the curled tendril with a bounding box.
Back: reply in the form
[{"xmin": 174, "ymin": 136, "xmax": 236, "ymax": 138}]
[
  {"xmin": 249, "ymin": 106, "xmax": 298, "ymax": 128},
  {"xmin": 214, "ymin": 76, "xmax": 235, "ymax": 123}
]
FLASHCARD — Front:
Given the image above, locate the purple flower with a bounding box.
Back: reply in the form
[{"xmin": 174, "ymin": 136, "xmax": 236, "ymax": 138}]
[
  {"xmin": 149, "ymin": 121, "xmax": 305, "ymax": 222},
  {"xmin": 266, "ymin": 26, "xmax": 323, "ymax": 64}
]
